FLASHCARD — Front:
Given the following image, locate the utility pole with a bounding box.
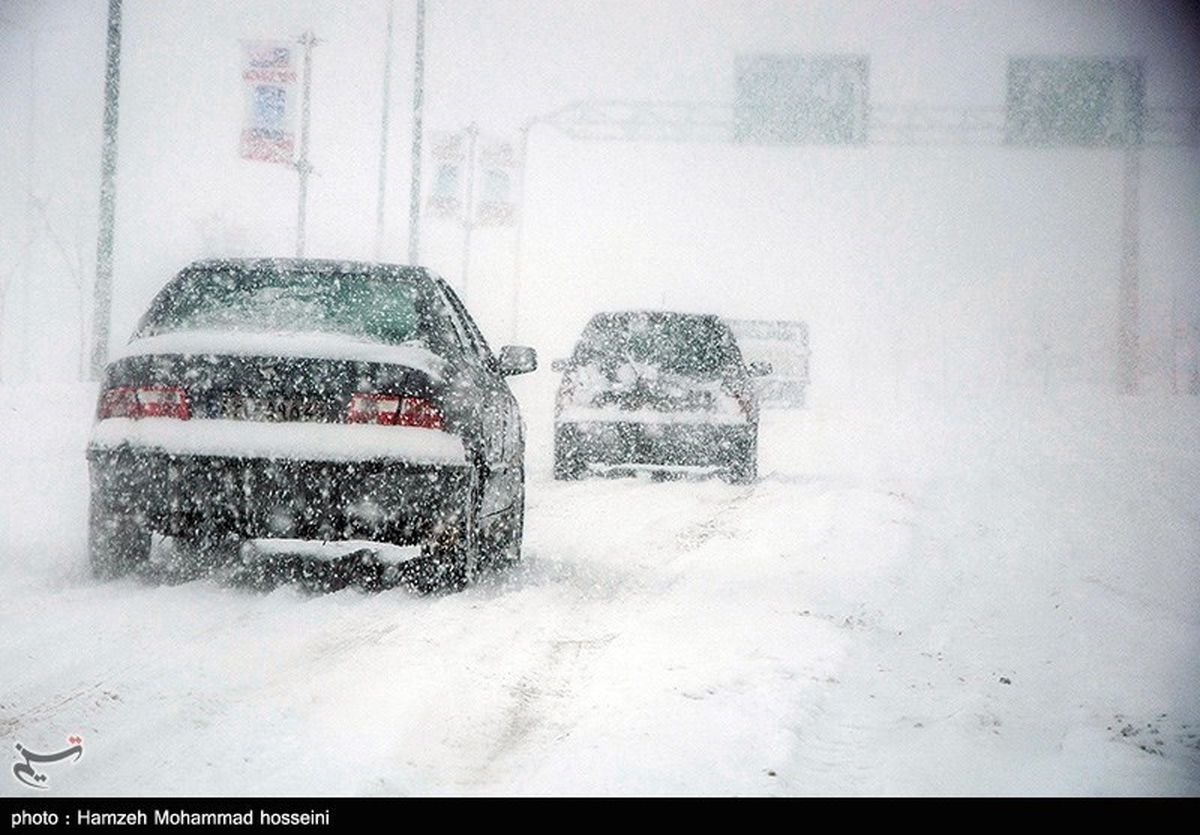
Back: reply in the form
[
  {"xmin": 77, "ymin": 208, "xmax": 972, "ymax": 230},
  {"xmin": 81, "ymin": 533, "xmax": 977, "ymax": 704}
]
[
  {"xmin": 1117, "ymin": 145, "xmax": 1141, "ymax": 394},
  {"xmin": 510, "ymin": 119, "xmax": 534, "ymax": 341},
  {"xmin": 20, "ymin": 27, "xmax": 36, "ymax": 379},
  {"xmin": 90, "ymin": 0, "xmax": 123, "ymax": 379},
  {"xmin": 509, "ymin": 115, "xmax": 559, "ymax": 341},
  {"xmin": 407, "ymin": 0, "xmax": 427, "ymax": 265},
  {"xmin": 373, "ymin": 0, "xmax": 395, "ymax": 260},
  {"xmin": 508, "ymin": 103, "xmax": 576, "ymax": 341},
  {"xmin": 294, "ymin": 30, "xmax": 317, "ymax": 258},
  {"xmin": 4, "ymin": 16, "xmax": 40, "ymax": 381},
  {"xmin": 460, "ymin": 122, "xmax": 479, "ymax": 299}
]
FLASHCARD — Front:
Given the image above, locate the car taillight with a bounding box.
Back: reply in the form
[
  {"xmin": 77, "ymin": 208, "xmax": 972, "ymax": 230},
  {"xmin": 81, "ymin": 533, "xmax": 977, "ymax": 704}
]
[
  {"xmin": 735, "ymin": 390, "xmax": 755, "ymax": 417},
  {"xmin": 98, "ymin": 385, "xmax": 190, "ymax": 420},
  {"xmin": 347, "ymin": 393, "xmax": 444, "ymax": 429}
]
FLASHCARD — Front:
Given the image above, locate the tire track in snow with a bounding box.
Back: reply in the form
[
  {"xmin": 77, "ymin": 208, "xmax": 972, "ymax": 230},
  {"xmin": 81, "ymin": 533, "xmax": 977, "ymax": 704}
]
[
  {"xmin": 450, "ymin": 476, "xmax": 759, "ymax": 791},
  {"xmin": 458, "ymin": 470, "xmax": 873, "ymax": 794},
  {"xmin": 467, "ymin": 633, "xmax": 618, "ymax": 788}
]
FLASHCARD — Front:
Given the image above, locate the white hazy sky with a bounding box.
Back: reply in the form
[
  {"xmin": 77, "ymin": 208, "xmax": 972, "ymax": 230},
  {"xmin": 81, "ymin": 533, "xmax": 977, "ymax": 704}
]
[{"xmin": 1, "ymin": 0, "xmax": 1198, "ymax": 396}]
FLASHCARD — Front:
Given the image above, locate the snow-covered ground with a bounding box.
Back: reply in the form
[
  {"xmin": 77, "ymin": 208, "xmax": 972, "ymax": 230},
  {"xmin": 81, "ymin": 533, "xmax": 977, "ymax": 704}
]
[{"xmin": 1, "ymin": 380, "xmax": 1197, "ymax": 796}]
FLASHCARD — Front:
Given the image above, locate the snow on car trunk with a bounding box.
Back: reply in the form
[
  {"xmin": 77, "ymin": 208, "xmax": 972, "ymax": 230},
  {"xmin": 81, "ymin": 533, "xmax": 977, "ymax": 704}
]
[{"xmin": 90, "ymin": 418, "xmax": 465, "ymax": 465}]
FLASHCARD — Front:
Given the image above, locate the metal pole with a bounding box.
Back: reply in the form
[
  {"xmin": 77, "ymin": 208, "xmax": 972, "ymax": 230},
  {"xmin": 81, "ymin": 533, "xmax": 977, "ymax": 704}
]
[
  {"xmin": 374, "ymin": 0, "xmax": 395, "ymax": 260},
  {"xmin": 1169, "ymin": 301, "xmax": 1179, "ymax": 395},
  {"xmin": 407, "ymin": 0, "xmax": 426, "ymax": 265},
  {"xmin": 460, "ymin": 122, "xmax": 479, "ymax": 299},
  {"xmin": 90, "ymin": 0, "xmax": 123, "ymax": 379},
  {"xmin": 1117, "ymin": 145, "xmax": 1140, "ymax": 394},
  {"xmin": 1190, "ymin": 323, "xmax": 1200, "ymax": 396},
  {"xmin": 295, "ymin": 30, "xmax": 317, "ymax": 258},
  {"xmin": 17, "ymin": 28, "xmax": 37, "ymax": 380},
  {"xmin": 510, "ymin": 119, "xmax": 534, "ymax": 341}
]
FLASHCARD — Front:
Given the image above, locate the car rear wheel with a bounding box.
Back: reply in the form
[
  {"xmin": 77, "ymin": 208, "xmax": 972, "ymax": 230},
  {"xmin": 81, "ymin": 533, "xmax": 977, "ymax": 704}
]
[
  {"xmin": 485, "ymin": 465, "xmax": 525, "ymax": 568},
  {"xmin": 88, "ymin": 501, "xmax": 151, "ymax": 579},
  {"xmin": 406, "ymin": 465, "xmax": 483, "ymax": 594}
]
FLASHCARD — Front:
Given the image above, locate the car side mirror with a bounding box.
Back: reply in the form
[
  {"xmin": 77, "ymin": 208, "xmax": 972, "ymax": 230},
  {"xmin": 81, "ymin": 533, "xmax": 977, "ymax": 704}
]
[
  {"xmin": 498, "ymin": 345, "xmax": 538, "ymax": 376},
  {"xmin": 550, "ymin": 358, "xmax": 570, "ymax": 373},
  {"xmin": 748, "ymin": 361, "xmax": 772, "ymax": 377}
]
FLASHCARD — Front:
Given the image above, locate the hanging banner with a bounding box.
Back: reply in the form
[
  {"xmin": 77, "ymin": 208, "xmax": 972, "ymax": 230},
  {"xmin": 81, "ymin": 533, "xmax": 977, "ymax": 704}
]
[
  {"xmin": 426, "ymin": 131, "xmax": 518, "ymax": 225},
  {"xmin": 475, "ymin": 138, "xmax": 516, "ymax": 226},
  {"xmin": 240, "ymin": 40, "xmax": 298, "ymax": 164},
  {"xmin": 427, "ymin": 132, "xmax": 464, "ymax": 218}
]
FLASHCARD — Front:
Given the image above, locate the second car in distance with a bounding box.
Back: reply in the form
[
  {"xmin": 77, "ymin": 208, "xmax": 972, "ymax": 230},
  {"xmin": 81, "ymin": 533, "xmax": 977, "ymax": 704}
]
[{"xmin": 552, "ymin": 310, "xmax": 766, "ymax": 483}]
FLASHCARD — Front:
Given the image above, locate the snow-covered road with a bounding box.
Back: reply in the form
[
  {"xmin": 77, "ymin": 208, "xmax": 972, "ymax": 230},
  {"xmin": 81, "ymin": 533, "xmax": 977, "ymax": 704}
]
[{"xmin": 1, "ymin": 383, "xmax": 1197, "ymax": 795}]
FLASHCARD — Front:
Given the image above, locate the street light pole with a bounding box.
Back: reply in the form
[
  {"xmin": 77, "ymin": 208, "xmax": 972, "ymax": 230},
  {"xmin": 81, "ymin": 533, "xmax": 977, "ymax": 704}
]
[
  {"xmin": 373, "ymin": 0, "xmax": 395, "ymax": 260},
  {"xmin": 294, "ymin": 30, "xmax": 317, "ymax": 258},
  {"xmin": 460, "ymin": 122, "xmax": 479, "ymax": 300},
  {"xmin": 90, "ymin": 0, "xmax": 123, "ymax": 379},
  {"xmin": 1117, "ymin": 145, "xmax": 1141, "ymax": 394},
  {"xmin": 510, "ymin": 117, "xmax": 536, "ymax": 342},
  {"xmin": 407, "ymin": 0, "xmax": 427, "ymax": 265}
]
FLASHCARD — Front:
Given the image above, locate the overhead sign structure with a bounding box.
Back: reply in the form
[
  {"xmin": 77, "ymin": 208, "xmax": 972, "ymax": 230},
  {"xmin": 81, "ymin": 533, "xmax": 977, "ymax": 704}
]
[
  {"xmin": 240, "ymin": 40, "xmax": 298, "ymax": 164},
  {"xmin": 1005, "ymin": 56, "xmax": 1145, "ymax": 147},
  {"xmin": 734, "ymin": 53, "xmax": 870, "ymax": 145}
]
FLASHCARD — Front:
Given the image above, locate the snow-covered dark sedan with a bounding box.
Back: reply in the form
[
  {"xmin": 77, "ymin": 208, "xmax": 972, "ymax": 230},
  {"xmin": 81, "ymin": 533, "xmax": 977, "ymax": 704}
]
[
  {"xmin": 86, "ymin": 258, "xmax": 536, "ymax": 591},
  {"xmin": 552, "ymin": 311, "xmax": 767, "ymax": 483}
]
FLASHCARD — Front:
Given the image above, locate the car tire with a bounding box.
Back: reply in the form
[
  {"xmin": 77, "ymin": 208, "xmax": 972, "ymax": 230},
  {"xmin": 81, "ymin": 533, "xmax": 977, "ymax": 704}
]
[
  {"xmin": 88, "ymin": 500, "xmax": 151, "ymax": 580},
  {"xmin": 486, "ymin": 465, "xmax": 525, "ymax": 568},
  {"xmin": 407, "ymin": 465, "xmax": 483, "ymax": 594},
  {"xmin": 723, "ymin": 423, "xmax": 758, "ymax": 485}
]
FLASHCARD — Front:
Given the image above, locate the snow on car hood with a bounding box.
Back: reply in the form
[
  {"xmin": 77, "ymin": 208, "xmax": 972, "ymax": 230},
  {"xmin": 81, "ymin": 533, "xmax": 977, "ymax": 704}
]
[
  {"xmin": 89, "ymin": 418, "xmax": 466, "ymax": 465},
  {"xmin": 116, "ymin": 329, "xmax": 448, "ymax": 381}
]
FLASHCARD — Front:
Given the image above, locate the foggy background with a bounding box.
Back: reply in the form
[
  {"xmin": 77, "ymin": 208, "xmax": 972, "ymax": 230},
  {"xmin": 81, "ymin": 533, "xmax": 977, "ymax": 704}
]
[{"xmin": 1, "ymin": 0, "xmax": 1198, "ymax": 403}]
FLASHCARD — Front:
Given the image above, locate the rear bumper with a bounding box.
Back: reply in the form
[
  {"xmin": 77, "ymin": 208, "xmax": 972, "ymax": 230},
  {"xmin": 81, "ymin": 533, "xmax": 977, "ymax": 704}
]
[
  {"xmin": 555, "ymin": 420, "xmax": 753, "ymax": 469},
  {"xmin": 87, "ymin": 444, "xmax": 470, "ymax": 545}
]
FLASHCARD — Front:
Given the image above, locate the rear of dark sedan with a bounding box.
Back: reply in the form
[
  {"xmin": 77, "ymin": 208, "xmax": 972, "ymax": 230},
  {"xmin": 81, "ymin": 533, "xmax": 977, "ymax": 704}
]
[
  {"xmin": 86, "ymin": 260, "xmax": 500, "ymax": 588},
  {"xmin": 552, "ymin": 311, "xmax": 761, "ymax": 483}
]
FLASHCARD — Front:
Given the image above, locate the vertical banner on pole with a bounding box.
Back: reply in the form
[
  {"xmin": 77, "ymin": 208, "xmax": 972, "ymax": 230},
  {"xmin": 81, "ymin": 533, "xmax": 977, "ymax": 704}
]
[
  {"xmin": 427, "ymin": 131, "xmax": 464, "ymax": 218},
  {"xmin": 476, "ymin": 138, "xmax": 516, "ymax": 226},
  {"xmin": 426, "ymin": 130, "xmax": 518, "ymax": 225},
  {"xmin": 240, "ymin": 40, "xmax": 298, "ymax": 164}
]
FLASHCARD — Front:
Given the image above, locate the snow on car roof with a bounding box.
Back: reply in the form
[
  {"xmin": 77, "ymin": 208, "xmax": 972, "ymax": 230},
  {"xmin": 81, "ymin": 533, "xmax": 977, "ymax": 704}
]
[{"xmin": 184, "ymin": 257, "xmax": 433, "ymax": 279}]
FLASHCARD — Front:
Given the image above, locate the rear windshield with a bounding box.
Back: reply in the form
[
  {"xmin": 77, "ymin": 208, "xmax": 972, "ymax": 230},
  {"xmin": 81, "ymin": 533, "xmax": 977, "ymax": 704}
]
[
  {"xmin": 136, "ymin": 267, "xmax": 433, "ymax": 347},
  {"xmin": 573, "ymin": 312, "xmax": 739, "ymax": 378}
]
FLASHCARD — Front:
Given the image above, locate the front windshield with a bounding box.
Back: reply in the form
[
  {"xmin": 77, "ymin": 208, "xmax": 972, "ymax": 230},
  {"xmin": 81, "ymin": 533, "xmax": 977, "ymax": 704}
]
[{"xmin": 136, "ymin": 268, "xmax": 428, "ymax": 347}]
